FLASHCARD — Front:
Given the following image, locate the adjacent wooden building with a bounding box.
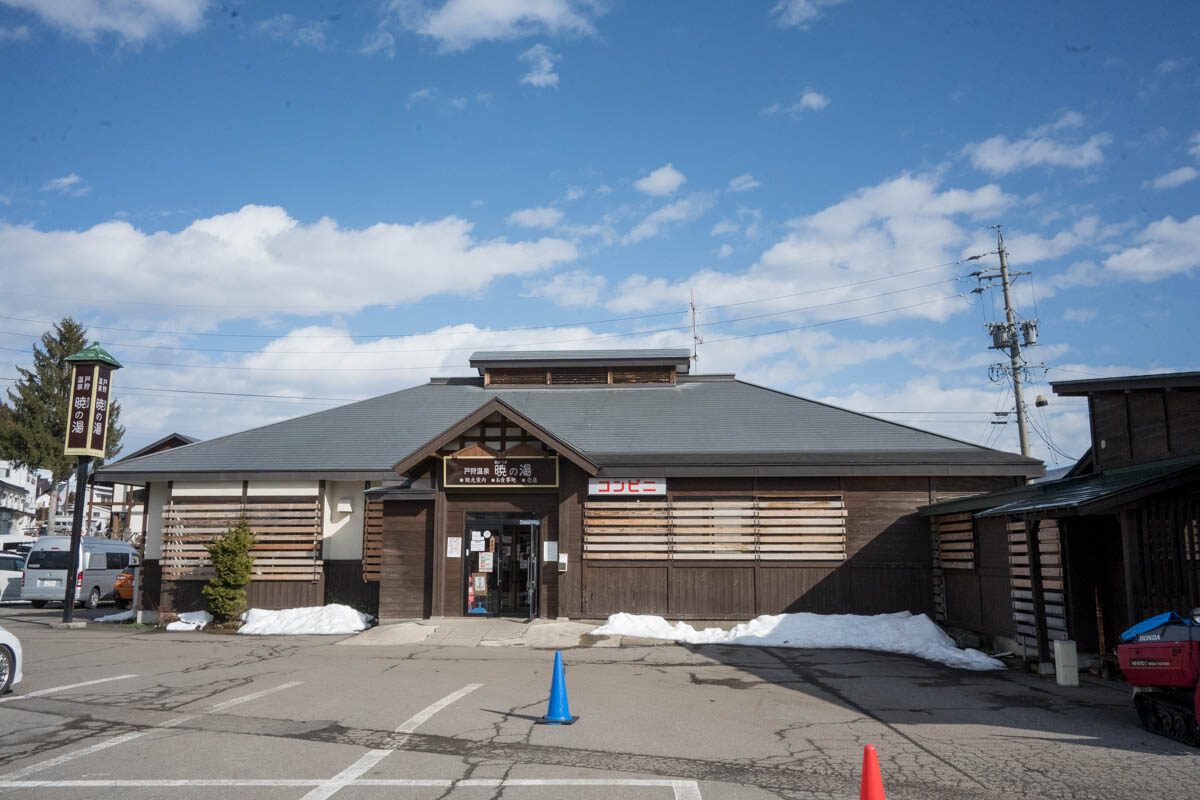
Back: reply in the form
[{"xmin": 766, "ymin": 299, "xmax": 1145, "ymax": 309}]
[
  {"xmin": 921, "ymin": 371, "xmax": 1200, "ymax": 661},
  {"xmin": 97, "ymin": 349, "xmax": 1041, "ymax": 621}
]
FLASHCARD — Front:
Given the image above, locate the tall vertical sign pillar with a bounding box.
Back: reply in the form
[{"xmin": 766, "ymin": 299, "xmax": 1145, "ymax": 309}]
[{"xmin": 61, "ymin": 343, "xmax": 122, "ymax": 624}]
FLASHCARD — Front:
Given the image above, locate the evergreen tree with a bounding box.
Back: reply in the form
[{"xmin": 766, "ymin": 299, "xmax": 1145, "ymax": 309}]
[
  {"xmin": 0, "ymin": 317, "xmax": 124, "ymax": 480},
  {"xmin": 202, "ymin": 518, "xmax": 257, "ymax": 621}
]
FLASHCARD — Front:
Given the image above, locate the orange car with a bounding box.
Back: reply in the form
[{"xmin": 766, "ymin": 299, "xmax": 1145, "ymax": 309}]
[{"xmin": 113, "ymin": 567, "xmax": 135, "ymax": 609}]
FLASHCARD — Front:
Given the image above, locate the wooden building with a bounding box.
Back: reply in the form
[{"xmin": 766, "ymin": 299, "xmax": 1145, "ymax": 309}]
[
  {"xmin": 97, "ymin": 349, "xmax": 1041, "ymax": 621},
  {"xmin": 921, "ymin": 371, "xmax": 1200, "ymax": 662}
]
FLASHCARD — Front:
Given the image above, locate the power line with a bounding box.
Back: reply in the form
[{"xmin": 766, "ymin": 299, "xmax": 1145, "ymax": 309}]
[
  {"xmin": 0, "ymin": 275, "xmax": 963, "ymax": 356},
  {"xmin": 1, "ymin": 376, "xmax": 355, "ymax": 402},
  {"xmin": 0, "ymin": 254, "xmax": 985, "ymax": 346}
]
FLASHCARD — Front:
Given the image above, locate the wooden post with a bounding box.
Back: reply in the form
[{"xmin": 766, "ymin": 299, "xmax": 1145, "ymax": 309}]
[
  {"xmin": 1025, "ymin": 518, "xmax": 1049, "ymax": 663},
  {"xmin": 1119, "ymin": 508, "xmax": 1141, "ymax": 625}
]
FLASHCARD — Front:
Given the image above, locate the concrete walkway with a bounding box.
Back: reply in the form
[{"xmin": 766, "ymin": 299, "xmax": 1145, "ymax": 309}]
[{"xmin": 340, "ymin": 617, "xmax": 654, "ymax": 648}]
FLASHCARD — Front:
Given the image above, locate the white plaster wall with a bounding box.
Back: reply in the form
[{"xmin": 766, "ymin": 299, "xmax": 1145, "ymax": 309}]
[
  {"xmin": 247, "ymin": 480, "xmax": 319, "ymax": 497},
  {"xmin": 145, "ymin": 481, "xmax": 168, "ymax": 559},
  {"xmin": 173, "ymin": 481, "xmax": 242, "ymax": 497},
  {"xmin": 321, "ymin": 480, "xmax": 372, "ymax": 561}
]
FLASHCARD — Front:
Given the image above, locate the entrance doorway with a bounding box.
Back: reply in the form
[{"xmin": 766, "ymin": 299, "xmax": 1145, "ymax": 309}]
[{"xmin": 463, "ymin": 514, "xmax": 539, "ymax": 618}]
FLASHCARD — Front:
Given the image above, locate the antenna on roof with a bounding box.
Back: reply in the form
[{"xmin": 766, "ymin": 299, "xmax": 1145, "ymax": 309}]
[{"xmin": 689, "ymin": 288, "xmax": 703, "ymax": 370}]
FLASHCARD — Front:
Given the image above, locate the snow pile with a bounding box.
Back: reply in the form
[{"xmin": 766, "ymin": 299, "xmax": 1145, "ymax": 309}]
[
  {"xmin": 95, "ymin": 610, "xmax": 135, "ymax": 623},
  {"xmin": 238, "ymin": 604, "xmax": 372, "ymax": 636},
  {"xmin": 166, "ymin": 610, "xmax": 213, "ymax": 631},
  {"xmin": 592, "ymin": 611, "xmax": 1004, "ymax": 671}
]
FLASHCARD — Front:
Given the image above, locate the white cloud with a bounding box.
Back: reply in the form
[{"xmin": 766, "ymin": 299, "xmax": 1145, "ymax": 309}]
[
  {"xmin": 1, "ymin": 0, "xmax": 207, "ymax": 43},
  {"xmin": 1104, "ymin": 215, "xmax": 1200, "ymax": 281},
  {"xmin": 608, "ymin": 173, "xmax": 1015, "ymax": 322},
  {"xmin": 1063, "ymin": 308, "xmax": 1097, "ymax": 323},
  {"xmin": 507, "ymin": 206, "xmax": 564, "ymax": 228},
  {"xmin": 0, "ymin": 205, "xmax": 578, "ymax": 324},
  {"xmin": 40, "ymin": 173, "xmax": 90, "ymax": 197},
  {"xmin": 406, "ymin": 87, "xmax": 435, "ymax": 108},
  {"xmin": 526, "ymin": 269, "xmax": 607, "ymax": 306},
  {"xmin": 595, "ymin": 184, "xmax": 612, "ymax": 196},
  {"xmin": 0, "ymin": 24, "xmax": 30, "ymax": 41},
  {"xmin": 761, "ymin": 90, "xmax": 829, "ymax": 116},
  {"xmin": 769, "ymin": 0, "xmax": 847, "ymax": 29},
  {"xmin": 564, "ymin": 185, "xmax": 585, "ymax": 201},
  {"xmin": 717, "ymin": 243, "xmax": 733, "ymax": 259},
  {"xmin": 1190, "ymin": 131, "xmax": 1200, "ymax": 161},
  {"xmin": 623, "ymin": 193, "xmax": 715, "ymax": 244},
  {"xmin": 798, "ymin": 90, "xmax": 829, "ymax": 110},
  {"xmin": 382, "ymin": 0, "xmax": 601, "ymax": 53},
  {"xmin": 1145, "ymin": 165, "xmax": 1199, "ymax": 190},
  {"xmin": 1157, "ymin": 57, "xmax": 1190, "ymax": 74},
  {"xmin": 728, "ymin": 173, "xmax": 760, "ymax": 192},
  {"xmin": 711, "ymin": 220, "xmax": 738, "ymax": 236},
  {"xmin": 634, "ymin": 163, "xmax": 686, "ymax": 196},
  {"xmin": 964, "ymin": 112, "xmax": 1110, "ymax": 174},
  {"xmin": 519, "ymin": 43, "xmax": 559, "ymax": 87},
  {"xmin": 360, "ymin": 29, "xmax": 395, "ymax": 57},
  {"xmin": 257, "ymin": 14, "xmax": 329, "ymax": 50}
]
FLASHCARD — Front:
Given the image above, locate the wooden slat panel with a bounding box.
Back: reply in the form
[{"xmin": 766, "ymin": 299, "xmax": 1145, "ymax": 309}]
[{"xmin": 583, "ymin": 496, "xmax": 846, "ymax": 561}]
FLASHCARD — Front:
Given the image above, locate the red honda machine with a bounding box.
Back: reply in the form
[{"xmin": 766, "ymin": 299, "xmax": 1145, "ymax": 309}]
[{"xmin": 1117, "ymin": 610, "xmax": 1200, "ymax": 747}]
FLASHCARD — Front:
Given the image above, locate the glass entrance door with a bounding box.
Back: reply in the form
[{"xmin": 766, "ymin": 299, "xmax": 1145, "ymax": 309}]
[{"xmin": 464, "ymin": 515, "xmax": 539, "ymax": 618}]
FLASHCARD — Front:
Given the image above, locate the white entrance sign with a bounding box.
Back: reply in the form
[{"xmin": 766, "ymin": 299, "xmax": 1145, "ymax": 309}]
[
  {"xmin": 470, "ymin": 540, "xmax": 485, "ymax": 552},
  {"xmin": 588, "ymin": 478, "xmax": 666, "ymax": 496},
  {"xmin": 446, "ymin": 537, "xmax": 462, "ymax": 558}
]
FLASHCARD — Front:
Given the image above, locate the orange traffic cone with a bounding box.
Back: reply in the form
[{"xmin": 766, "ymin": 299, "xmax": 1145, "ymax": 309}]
[{"xmin": 860, "ymin": 744, "xmax": 886, "ymax": 800}]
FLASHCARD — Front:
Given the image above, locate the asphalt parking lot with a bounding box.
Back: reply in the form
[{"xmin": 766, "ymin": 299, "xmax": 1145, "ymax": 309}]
[{"xmin": 1, "ymin": 604, "xmax": 1198, "ymax": 800}]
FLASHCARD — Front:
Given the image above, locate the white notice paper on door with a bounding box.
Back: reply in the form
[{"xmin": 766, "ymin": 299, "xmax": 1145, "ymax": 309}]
[
  {"xmin": 446, "ymin": 537, "xmax": 462, "ymax": 558},
  {"xmin": 543, "ymin": 540, "xmax": 558, "ymax": 562},
  {"xmin": 470, "ymin": 539, "xmax": 485, "ymax": 552}
]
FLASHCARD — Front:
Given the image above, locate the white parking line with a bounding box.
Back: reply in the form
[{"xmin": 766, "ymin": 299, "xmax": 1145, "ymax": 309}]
[
  {"xmin": 0, "ymin": 778, "xmax": 702, "ymax": 797},
  {"xmin": 0, "ymin": 674, "xmax": 137, "ymax": 704},
  {"xmin": 299, "ymin": 682, "xmax": 483, "ymax": 800},
  {"xmin": 0, "ymin": 681, "xmax": 303, "ymax": 781},
  {"xmin": 207, "ymin": 680, "xmax": 303, "ymax": 712}
]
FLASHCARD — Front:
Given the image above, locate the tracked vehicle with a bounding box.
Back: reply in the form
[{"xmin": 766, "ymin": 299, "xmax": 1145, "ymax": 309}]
[{"xmin": 1117, "ymin": 611, "xmax": 1200, "ymax": 747}]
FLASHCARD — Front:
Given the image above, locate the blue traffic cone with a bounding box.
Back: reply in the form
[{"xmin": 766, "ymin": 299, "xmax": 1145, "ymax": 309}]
[{"xmin": 535, "ymin": 651, "xmax": 579, "ymax": 725}]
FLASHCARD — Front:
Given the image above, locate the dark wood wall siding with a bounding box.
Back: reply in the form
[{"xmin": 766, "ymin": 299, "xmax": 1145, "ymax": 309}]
[
  {"xmin": 574, "ymin": 474, "xmax": 1017, "ymax": 621},
  {"xmin": 324, "ymin": 559, "xmax": 379, "ymax": 614},
  {"xmin": 139, "ymin": 558, "xmax": 162, "ymax": 611},
  {"xmin": 1093, "ymin": 393, "xmax": 1132, "ymax": 468},
  {"xmin": 938, "ymin": 517, "xmax": 1015, "ymax": 638},
  {"xmin": 158, "ymin": 577, "xmax": 324, "ymax": 613},
  {"xmin": 1091, "ymin": 388, "xmax": 1200, "ymax": 469},
  {"xmin": 375, "ymin": 466, "xmax": 1018, "ymax": 621},
  {"xmin": 379, "ymin": 501, "xmax": 434, "ymax": 619},
  {"xmin": 1166, "ymin": 389, "xmax": 1200, "ymax": 456}
]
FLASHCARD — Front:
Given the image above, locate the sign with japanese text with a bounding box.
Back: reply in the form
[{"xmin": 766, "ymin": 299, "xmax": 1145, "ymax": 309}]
[
  {"xmin": 588, "ymin": 478, "xmax": 666, "ymax": 496},
  {"xmin": 63, "ymin": 364, "xmax": 113, "ymax": 458},
  {"xmin": 443, "ymin": 455, "xmax": 559, "ymax": 488}
]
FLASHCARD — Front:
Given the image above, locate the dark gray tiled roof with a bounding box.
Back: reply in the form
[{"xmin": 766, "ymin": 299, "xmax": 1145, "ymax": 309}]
[{"xmin": 97, "ymin": 378, "xmax": 1041, "ymax": 479}]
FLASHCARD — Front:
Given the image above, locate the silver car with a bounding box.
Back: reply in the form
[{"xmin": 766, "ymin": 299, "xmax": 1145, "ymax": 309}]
[{"xmin": 0, "ymin": 624, "xmax": 22, "ymax": 694}]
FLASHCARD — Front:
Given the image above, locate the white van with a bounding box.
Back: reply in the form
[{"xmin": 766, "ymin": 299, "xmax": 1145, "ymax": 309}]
[{"xmin": 21, "ymin": 537, "xmax": 139, "ymax": 609}]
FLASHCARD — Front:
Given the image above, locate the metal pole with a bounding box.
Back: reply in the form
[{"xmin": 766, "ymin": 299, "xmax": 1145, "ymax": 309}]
[
  {"xmin": 61, "ymin": 456, "xmax": 91, "ymax": 623},
  {"xmin": 997, "ymin": 228, "xmax": 1031, "ymax": 458}
]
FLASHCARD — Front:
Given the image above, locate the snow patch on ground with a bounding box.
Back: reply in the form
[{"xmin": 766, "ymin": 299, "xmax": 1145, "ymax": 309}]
[
  {"xmin": 166, "ymin": 610, "xmax": 213, "ymax": 631},
  {"xmin": 592, "ymin": 611, "xmax": 1004, "ymax": 670},
  {"xmin": 238, "ymin": 604, "xmax": 372, "ymax": 635},
  {"xmin": 95, "ymin": 610, "xmax": 135, "ymax": 623}
]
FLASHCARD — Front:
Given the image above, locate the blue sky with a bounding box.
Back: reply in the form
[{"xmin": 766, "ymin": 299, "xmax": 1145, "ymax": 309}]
[{"xmin": 1, "ymin": 0, "xmax": 1198, "ymax": 469}]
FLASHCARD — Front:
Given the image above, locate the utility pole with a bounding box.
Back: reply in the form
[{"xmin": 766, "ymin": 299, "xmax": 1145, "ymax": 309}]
[
  {"xmin": 997, "ymin": 228, "xmax": 1031, "ymax": 458},
  {"xmin": 972, "ymin": 225, "xmax": 1039, "ymax": 460},
  {"xmin": 689, "ymin": 288, "xmax": 703, "ymax": 370}
]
